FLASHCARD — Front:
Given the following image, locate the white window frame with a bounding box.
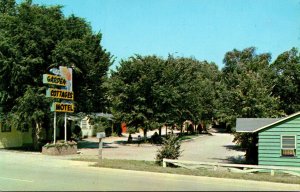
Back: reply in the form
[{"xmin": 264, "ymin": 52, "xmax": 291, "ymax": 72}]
[{"xmin": 281, "ymin": 135, "xmax": 297, "ymax": 157}]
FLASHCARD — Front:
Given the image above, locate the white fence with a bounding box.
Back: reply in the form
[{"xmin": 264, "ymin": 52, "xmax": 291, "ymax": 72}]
[{"xmin": 162, "ymin": 159, "xmax": 300, "ymax": 177}]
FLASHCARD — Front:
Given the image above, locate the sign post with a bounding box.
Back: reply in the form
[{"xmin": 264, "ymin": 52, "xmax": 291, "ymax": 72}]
[
  {"xmin": 54, "ymin": 112, "xmax": 56, "ymax": 144},
  {"xmin": 64, "ymin": 113, "xmax": 67, "ymax": 142},
  {"xmin": 97, "ymin": 132, "xmax": 106, "ymax": 162}
]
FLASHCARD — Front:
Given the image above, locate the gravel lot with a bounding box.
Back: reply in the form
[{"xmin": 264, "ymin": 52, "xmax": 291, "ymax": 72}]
[{"xmin": 77, "ymin": 128, "xmax": 245, "ymax": 163}]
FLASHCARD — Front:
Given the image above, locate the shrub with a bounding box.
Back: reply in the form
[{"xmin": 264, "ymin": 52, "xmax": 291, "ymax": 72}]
[
  {"xmin": 233, "ymin": 132, "xmax": 258, "ymax": 164},
  {"xmin": 151, "ymin": 131, "xmax": 162, "ymax": 144},
  {"xmin": 43, "ymin": 140, "xmax": 77, "ymax": 149},
  {"xmin": 71, "ymin": 125, "xmax": 82, "ymax": 141},
  {"xmin": 156, "ymin": 134, "xmax": 182, "ymax": 165},
  {"xmin": 92, "ymin": 122, "xmax": 106, "ymax": 136},
  {"xmin": 91, "ymin": 117, "xmax": 111, "ymax": 136}
]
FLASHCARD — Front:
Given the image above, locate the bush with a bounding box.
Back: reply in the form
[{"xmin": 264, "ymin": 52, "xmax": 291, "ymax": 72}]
[
  {"xmin": 90, "ymin": 117, "xmax": 112, "ymax": 136},
  {"xmin": 92, "ymin": 122, "xmax": 106, "ymax": 136},
  {"xmin": 156, "ymin": 134, "xmax": 182, "ymax": 165},
  {"xmin": 233, "ymin": 132, "xmax": 258, "ymax": 164},
  {"xmin": 43, "ymin": 140, "xmax": 77, "ymax": 149},
  {"xmin": 71, "ymin": 125, "xmax": 82, "ymax": 141},
  {"xmin": 151, "ymin": 132, "xmax": 162, "ymax": 144}
]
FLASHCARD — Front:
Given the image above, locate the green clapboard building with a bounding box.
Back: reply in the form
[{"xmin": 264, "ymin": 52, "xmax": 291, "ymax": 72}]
[{"xmin": 236, "ymin": 112, "xmax": 300, "ymax": 167}]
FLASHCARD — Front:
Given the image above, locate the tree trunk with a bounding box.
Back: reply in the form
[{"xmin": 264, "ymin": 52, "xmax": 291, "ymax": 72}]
[
  {"xmin": 180, "ymin": 123, "xmax": 183, "ymax": 134},
  {"xmin": 158, "ymin": 127, "xmax": 161, "ymax": 136},
  {"xmin": 143, "ymin": 128, "xmax": 147, "ymax": 141},
  {"xmin": 32, "ymin": 121, "xmax": 42, "ymax": 151},
  {"xmin": 202, "ymin": 121, "xmax": 207, "ymax": 132}
]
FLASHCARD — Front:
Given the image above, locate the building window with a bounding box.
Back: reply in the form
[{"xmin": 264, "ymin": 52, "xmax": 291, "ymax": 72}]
[{"xmin": 281, "ymin": 135, "xmax": 296, "ymax": 157}]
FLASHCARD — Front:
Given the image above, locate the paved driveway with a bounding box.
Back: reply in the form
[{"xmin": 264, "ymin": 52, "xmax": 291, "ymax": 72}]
[{"xmin": 76, "ymin": 131, "xmax": 245, "ymax": 163}]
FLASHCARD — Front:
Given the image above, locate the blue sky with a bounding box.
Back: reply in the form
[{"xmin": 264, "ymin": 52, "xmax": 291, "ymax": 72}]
[{"xmin": 29, "ymin": 0, "xmax": 300, "ymax": 69}]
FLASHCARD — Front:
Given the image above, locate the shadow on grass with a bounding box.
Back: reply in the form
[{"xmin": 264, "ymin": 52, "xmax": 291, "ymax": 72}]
[
  {"xmin": 0, "ymin": 145, "xmax": 39, "ymax": 152},
  {"xmin": 210, "ymin": 155, "xmax": 247, "ymax": 164},
  {"xmin": 113, "ymin": 140, "xmax": 128, "ymax": 145},
  {"xmin": 226, "ymin": 155, "xmax": 247, "ymax": 164},
  {"xmin": 77, "ymin": 140, "xmax": 118, "ymax": 149}
]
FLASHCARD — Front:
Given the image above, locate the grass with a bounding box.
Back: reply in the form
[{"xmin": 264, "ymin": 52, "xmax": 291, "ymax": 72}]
[{"xmin": 72, "ymin": 157, "xmax": 300, "ymax": 185}]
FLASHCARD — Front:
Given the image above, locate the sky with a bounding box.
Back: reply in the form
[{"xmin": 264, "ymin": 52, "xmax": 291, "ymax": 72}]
[{"xmin": 28, "ymin": 0, "xmax": 300, "ymax": 70}]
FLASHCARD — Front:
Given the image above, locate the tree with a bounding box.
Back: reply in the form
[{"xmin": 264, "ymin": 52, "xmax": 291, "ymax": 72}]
[
  {"xmin": 0, "ymin": 0, "xmax": 16, "ymax": 15},
  {"xmin": 10, "ymin": 87, "xmax": 51, "ymax": 150},
  {"xmin": 0, "ymin": 1, "xmax": 112, "ymax": 150},
  {"xmin": 109, "ymin": 55, "xmax": 164, "ymax": 139},
  {"xmin": 161, "ymin": 56, "xmax": 220, "ymax": 133},
  {"xmin": 109, "ymin": 54, "xmax": 220, "ymax": 138},
  {"xmin": 219, "ymin": 47, "xmax": 283, "ymax": 163},
  {"xmin": 218, "ymin": 47, "xmax": 282, "ymax": 128},
  {"xmin": 233, "ymin": 132, "xmax": 258, "ymax": 164},
  {"xmin": 271, "ymin": 47, "xmax": 300, "ymax": 115}
]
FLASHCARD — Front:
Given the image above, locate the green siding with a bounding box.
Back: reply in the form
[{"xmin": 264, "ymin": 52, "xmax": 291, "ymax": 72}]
[
  {"xmin": 260, "ymin": 132, "xmax": 285, "ymax": 136},
  {"xmin": 259, "ymin": 146, "xmax": 280, "ymax": 150},
  {"xmin": 258, "ymin": 115, "xmax": 300, "ymax": 167},
  {"xmin": 259, "ymin": 153, "xmax": 281, "ymax": 158},
  {"xmin": 258, "ymin": 150, "xmax": 279, "ymax": 154},
  {"xmin": 259, "ymin": 135, "xmax": 280, "ymax": 139}
]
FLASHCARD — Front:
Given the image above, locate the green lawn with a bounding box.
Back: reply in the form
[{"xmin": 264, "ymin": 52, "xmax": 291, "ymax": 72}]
[{"xmin": 72, "ymin": 158, "xmax": 300, "ymax": 185}]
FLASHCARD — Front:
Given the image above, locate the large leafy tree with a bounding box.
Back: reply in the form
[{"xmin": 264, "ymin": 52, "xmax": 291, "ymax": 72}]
[
  {"xmin": 218, "ymin": 47, "xmax": 282, "ymax": 127},
  {"xmin": 271, "ymin": 47, "xmax": 300, "ymax": 115},
  {"xmin": 109, "ymin": 54, "xmax": 219, "ymax": 138},
  {"xmin": 219, "ymin": 47, "xmax": 282, "ymax": 163},
  {"xmin": 162, "ymin": 56, "xmax": 220, "ymax": 131},
  {"xmin": 109, "ymin": 55, "xmax": 164, "ymax": 139},
  {"xmin": 0, "ymin": 0, "xmax": 112, "ymax": 150}
]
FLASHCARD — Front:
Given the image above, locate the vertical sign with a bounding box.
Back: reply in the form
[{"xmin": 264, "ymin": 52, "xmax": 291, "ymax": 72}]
[
  {"xmin": 43, "ymin": 66, "xmax": 74, "ymax": 143},
  {"xmin": 59, "ymin": 66, "xmax": 73, "ymax": 142}
]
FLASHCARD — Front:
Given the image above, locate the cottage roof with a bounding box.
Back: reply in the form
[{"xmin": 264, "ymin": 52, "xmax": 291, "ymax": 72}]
[
  {"xmin": 236, "ymin": 112, "xmax": 300, "ymax": 133},
  {"xmin": 236, "ymin": 118, "xmax": 282, "ymax": 132}
]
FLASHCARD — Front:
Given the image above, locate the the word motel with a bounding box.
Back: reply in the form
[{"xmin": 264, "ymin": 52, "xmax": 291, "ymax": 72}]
[
  {"xmin": 51, "ymin": 102, "xmax": 74, "ymax": 113},
  {"xmin": 43, "ymin": 74, "xmax": 66, "ymax": 86},
  {"xmin": 46, "ymin": 88, "xmax": 74, "ymax": 100}
]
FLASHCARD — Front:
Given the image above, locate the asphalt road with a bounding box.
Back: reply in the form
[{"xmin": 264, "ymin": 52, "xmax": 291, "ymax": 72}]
[{"xmin": 0, "ymin": 151, "xmax": 299, "ymax": 191}]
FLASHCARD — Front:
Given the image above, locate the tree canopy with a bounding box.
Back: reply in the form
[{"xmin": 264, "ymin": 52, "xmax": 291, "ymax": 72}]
[
  {"xmin": 217, "ymin": 47, "xmax": 283, "ymax": 129},
  {"xmin": 0, "ymin": 0, "xmax": 112, "ymax": 149},
  {"xmin": 108, "ymin": 54, "xmax": 220, "ymax": 137},
  {"xmin": 271, "ymin": 48, "xmax": 300, "ymax": 115}
]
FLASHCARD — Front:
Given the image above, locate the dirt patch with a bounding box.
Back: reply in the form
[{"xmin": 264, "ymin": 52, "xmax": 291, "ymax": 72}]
[{"xmin": 42, "ymin": 145, "xmax": 77, "ymax": 156}]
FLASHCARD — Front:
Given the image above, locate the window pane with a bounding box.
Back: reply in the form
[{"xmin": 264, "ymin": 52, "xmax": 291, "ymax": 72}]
[
  {"xmin": 282, "ymin": 149, "xmax": 296, "ymax": 156},
  {"xmin": 281, "ymin": 136, "xmax": 296, "ymax": 157},
  {"xmin": 282, "ymin": 136, "xmax": 295, "ymax": 149}
]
